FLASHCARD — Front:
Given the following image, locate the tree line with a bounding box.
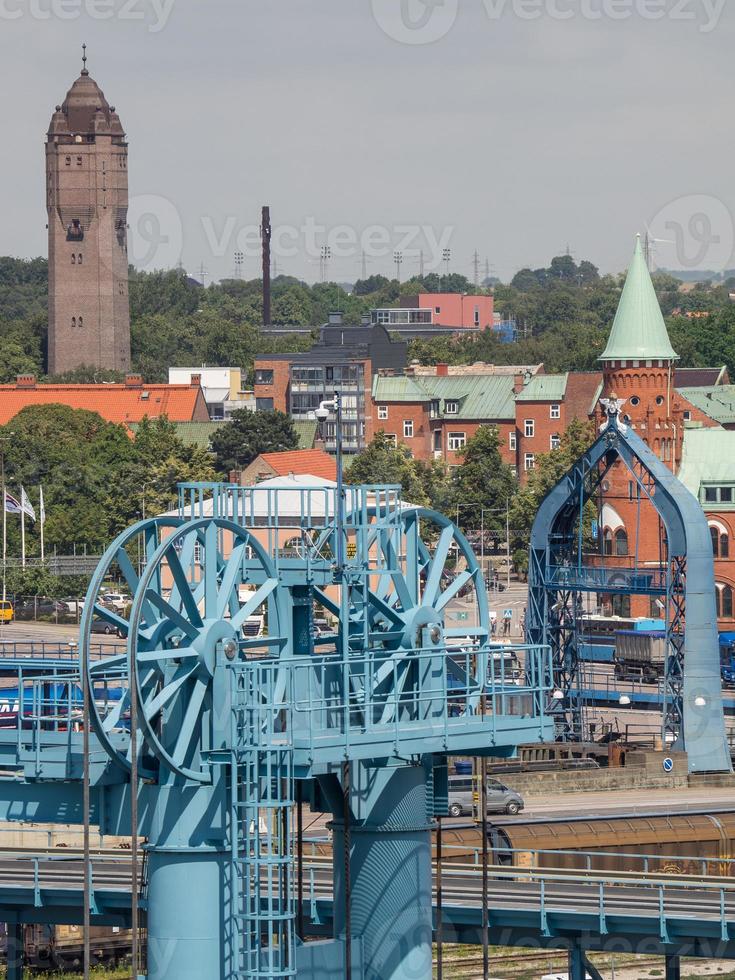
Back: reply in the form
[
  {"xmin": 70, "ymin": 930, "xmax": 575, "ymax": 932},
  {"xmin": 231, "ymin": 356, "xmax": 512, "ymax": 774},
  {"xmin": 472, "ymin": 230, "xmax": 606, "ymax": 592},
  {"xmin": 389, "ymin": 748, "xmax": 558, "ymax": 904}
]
[{"xmin": 1, "ymin": 254, "xmax": 734, "ymax": 384}]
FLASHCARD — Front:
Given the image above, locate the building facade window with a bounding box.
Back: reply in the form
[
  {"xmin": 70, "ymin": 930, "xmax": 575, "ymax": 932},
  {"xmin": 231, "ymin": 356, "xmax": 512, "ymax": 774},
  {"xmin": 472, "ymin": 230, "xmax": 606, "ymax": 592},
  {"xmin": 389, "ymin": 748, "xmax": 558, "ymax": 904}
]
[
  {"xmin": 703, "ymin": 485, "xmax": 735, "ymax": 504},
  {"xmin": 473, "ymin": 306, "xmax": 480, "ymax": 326},
  {"xmin": 615, "ymin": 529, "xmax": 628, "ymax": 557},
  {"xmin": 445, "ymin": 401, "xmax": 458, "ymax": 415},
  {"xmin": 717, "ymin": 584, "xmax": 734, "ymax": 618},
  {"xmin": 385, "ymin": 433, "xmax": 397, "ymax": 447},
  {"xmin": 711, "ymin": 525, "xmax": 730, "ymax": 558},
  {"xmin": 524, "ymin": 452, "xmax": 535, "ymax": 471},
  {"xmin": 550, "ymin": 404, "xmax": 561, "ymax": 420},
  {"xmin": 403, "ymin": 420, "xmax": 414, "ymax": 439},
  {"xmin": 254, "ymin": 369, "xmax": 274, "ymax": 385},
  {"xmin": 378, "ymin": 405, "xmax": 388, "ymax": 420},
  {"xmin": 509, "ymin": 431, "xmax": 517, "ymax": 451},
  {"xmin": 603, "ymin": 528, "xmax": 613, "ymax": 556},
  {"xmin": 612, "ymin": 594, "xmax": 631, "ymax": 617},
  {"xmin": 255, "ymin": 397, "xmax": 274, "ymax": 411},
  {"xmin": 524, "ymin": 419, "xmax": 534, "ymax": 438},
  {"xmin": 448, "ymin": 432, "xmax": 466, "ymax": 451},
  {"xmin": 683, "ymin": 410, "xmax": 692, "ymax": 421},
  {"xmin": 550, "ymin": 434, "xmax": 561, "ymax": 451}
]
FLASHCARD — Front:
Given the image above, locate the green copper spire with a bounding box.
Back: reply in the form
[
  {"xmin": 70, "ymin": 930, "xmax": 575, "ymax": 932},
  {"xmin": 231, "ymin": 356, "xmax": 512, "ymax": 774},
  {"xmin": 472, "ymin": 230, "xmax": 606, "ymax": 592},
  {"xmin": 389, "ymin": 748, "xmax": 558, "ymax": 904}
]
[{"xmin": 600, "ymin": 235, "xmax": 678, "ymax": 362}]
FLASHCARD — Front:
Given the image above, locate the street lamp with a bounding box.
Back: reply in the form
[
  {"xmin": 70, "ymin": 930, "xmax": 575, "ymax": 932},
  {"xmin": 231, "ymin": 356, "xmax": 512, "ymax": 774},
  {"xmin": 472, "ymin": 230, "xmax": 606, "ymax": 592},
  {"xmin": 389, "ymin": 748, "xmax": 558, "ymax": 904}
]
[
  {"xmin": 694, "ymin": 695, "xmax": 707, "ymax": 707},
  {"xmin": 619, "ymin": 694, "xmax": 631, "ymax": 706},
  {"xmin": 315, "ymin": 395, "xmax": 344, "ymax": 576},
  {"xmin": 552, "ymin": 689, "xmax": 564, "ymax": 701}
]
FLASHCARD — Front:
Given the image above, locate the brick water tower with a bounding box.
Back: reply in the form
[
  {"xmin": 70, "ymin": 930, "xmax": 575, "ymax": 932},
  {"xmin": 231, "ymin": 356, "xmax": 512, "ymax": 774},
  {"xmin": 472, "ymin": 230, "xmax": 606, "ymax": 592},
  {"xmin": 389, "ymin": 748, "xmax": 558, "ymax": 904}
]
[{"xmin": 46, "ymin": 48, "xmax": 130, "ymax": 374}]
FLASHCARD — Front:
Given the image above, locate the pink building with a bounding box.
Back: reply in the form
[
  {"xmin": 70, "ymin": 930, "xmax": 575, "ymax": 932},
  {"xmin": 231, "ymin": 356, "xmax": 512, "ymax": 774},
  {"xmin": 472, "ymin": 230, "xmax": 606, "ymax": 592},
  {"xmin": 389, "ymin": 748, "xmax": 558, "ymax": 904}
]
[
  {"xmin": 371, "ymin": 293, "xmax": 494, "ymax": 331},
  {"xmin": 413, "ymin": 293, "xmax": 494, "ymax": 329}
]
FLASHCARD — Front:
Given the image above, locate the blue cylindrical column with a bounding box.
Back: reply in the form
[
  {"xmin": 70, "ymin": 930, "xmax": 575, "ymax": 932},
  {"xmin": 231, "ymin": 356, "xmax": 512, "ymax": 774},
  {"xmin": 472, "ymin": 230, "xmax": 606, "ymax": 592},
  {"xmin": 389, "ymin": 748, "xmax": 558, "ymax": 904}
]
[
  {"xmin": 332, "ymin": 766, "xmax": 433, "ymax": 980},
  {"xmin": 146, "ymin": 846, "xmax": 229, "ymax": 980}
]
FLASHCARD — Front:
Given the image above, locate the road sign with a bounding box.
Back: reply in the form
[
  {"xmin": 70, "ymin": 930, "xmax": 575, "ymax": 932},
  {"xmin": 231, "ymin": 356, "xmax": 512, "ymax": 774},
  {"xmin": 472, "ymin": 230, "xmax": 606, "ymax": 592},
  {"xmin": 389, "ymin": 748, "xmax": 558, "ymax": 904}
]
[
  {"xmin": 663, "ymin": 757, "xmax": 674, "ymax": 773},
  {"xmin": 503, "ymin": 609, "xmax": 513, "ymax": 619}
]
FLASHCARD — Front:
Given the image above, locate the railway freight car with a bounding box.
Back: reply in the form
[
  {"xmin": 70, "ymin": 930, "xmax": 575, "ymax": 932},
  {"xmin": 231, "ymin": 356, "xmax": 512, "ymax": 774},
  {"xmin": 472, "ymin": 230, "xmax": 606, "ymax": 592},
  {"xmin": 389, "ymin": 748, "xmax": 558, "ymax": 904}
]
[
  {"xmin": 486, "ymin": 812, "xmax": 735, "ymax": 875},
  {"xmin": 23, "ymin": 924, "xmax": 134, "ymax": 970}
]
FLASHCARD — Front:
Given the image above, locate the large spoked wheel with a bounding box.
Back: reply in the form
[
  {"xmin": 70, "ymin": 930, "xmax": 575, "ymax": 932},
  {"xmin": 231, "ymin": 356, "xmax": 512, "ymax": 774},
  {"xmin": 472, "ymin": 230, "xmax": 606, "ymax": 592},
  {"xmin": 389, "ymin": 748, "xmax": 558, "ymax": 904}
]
[
  {"xmin": 129, "ymin": 518, "xmax": 287, "ymax": 783},
  {"xmin": 79, "ymin": 517, "xmax": 183, "ymax": 772},
  {"xmin": 344, "ymin": 507, "xmax": 489, "ymax": 652},
  {"xmin": 313, "ymin": 507, "xmax": 490, "ymax": 712}
]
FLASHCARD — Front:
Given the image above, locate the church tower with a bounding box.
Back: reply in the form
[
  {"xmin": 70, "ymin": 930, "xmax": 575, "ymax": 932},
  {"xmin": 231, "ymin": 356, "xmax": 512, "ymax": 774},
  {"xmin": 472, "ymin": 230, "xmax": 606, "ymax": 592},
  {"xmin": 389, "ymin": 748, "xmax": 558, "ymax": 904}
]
[
  {"xmin": 46, "ymin": 49, "xmax": 130, "ymax": 375},
  {"xmin": 597, "ymin": 235, "xmax": 684, "ymax": 618},
  {"xmin": 600, "ymin": 235, "xmax": 681, "ymax": 468}
]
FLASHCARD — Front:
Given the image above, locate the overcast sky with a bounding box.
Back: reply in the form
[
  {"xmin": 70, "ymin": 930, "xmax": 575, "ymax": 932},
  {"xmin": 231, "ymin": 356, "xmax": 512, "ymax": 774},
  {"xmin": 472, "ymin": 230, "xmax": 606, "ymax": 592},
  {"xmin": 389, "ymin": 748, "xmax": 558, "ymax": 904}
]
[{"xmin": 2, "ymin": 0, "xmax": 733, "ymax": 284}]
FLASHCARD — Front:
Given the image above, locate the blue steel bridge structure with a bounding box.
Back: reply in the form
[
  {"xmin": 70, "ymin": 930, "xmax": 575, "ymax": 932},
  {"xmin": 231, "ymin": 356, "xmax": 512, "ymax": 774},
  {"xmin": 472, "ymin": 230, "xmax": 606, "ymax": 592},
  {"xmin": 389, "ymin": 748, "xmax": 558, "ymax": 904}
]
[{"xmin": 0, "ymin": 397, "xmax": 729, "ymax": 980}]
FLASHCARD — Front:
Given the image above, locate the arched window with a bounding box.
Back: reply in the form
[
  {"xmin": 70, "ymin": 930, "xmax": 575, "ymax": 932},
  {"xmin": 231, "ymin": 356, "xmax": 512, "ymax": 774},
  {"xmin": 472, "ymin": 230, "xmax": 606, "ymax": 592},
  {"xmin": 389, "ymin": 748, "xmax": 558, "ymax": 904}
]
[
  {"xmin": 78, "ymin": 316, "xmax": 83, "ymax": 328},
  {"xmin": 78, "ymin": 253, "xmax": 83, "ymax": 265},
  {"xmin": 603, "ymin": 528, "xmax": 613, "ymax": 556},
  {"xmin": 612, "ymin": 595, "xmax": 631, "ymax": 617},
  {"xmin": 710, "ymin": 523, "xmax": 729, "ymax": 559},
  {"xmin": 615, "ymin": 529, "xmax": 628, "ymax": 557},
  {"xmin": 71, "ymin": 316, "xmax": 76, "ymax": 328},
  {"xmin": 717, "ymin": 584, "xmax": 734, "ymax": 618},
  {"xmin": 71, "ymin": 254, "xmax": 76, "ymax": 265}
]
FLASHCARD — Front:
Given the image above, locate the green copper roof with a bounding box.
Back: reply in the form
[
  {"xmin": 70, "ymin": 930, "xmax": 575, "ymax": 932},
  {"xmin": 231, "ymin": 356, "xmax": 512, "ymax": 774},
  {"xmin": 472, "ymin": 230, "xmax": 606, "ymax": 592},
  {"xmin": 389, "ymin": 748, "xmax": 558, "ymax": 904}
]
[
  {"xmin": 677, "ymin": 386, "xmax": 735, "ymax": 426},
  {"xmin": 372, "ymin": 374, "xmax": 516, "ymax": 421},
  {"xmin": 600, "ymin": 236, "xmax": 678, "ymax": 362},
  {"xmin": 678, "ymin": 427, "xmax": 730, "ymax": 497},
  {"xmin": 515, "ymin": 373, "xmax": 569, "ymax": 402}
]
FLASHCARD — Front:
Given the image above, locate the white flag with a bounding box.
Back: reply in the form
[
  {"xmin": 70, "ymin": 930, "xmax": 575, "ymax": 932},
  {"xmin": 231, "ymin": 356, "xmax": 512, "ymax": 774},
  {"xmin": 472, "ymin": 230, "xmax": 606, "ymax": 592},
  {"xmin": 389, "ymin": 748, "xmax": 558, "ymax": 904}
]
[
  {"xmin": 20, "ymin": 487, "xmax": 36, "ymax": 523},
  {"xmin": 39, "ymin": 486, "xmax": 45, "ymax": 525}
]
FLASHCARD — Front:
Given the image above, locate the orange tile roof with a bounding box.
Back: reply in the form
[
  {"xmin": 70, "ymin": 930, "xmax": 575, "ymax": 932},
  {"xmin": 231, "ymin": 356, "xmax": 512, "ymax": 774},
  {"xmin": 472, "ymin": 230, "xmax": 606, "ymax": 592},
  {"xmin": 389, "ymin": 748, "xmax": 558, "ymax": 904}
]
[
  {"xmin": 259, "ymin": 449, "xmax": 337, "ymax": 481},
  {"xmin": 0, "ymin": 383, "xmax": 208, "ymax": 427}
]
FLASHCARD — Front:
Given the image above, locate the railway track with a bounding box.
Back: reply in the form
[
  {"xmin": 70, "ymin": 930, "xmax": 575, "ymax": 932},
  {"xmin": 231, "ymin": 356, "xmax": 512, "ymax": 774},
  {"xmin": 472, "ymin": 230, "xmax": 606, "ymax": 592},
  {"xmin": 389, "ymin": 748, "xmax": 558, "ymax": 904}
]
[{"xmin": 435, "ymin": 950, "xmax": 664, "ymax": 979}]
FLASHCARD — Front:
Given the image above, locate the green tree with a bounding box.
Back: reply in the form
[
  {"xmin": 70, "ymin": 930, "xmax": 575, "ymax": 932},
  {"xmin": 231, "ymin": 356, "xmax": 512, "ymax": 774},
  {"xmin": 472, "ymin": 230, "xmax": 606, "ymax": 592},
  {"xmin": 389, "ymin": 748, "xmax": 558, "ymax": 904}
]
[
  {"xmin": 345, "ymin": 432, "xmax": 431, "ymax": 505},
  {"xmin": 449, "ymin": 426, "xmax": 517, "ymax": 541},
  {"xmin": 210, "ymin": 409, "xmax": 299, "ymax": 475}
]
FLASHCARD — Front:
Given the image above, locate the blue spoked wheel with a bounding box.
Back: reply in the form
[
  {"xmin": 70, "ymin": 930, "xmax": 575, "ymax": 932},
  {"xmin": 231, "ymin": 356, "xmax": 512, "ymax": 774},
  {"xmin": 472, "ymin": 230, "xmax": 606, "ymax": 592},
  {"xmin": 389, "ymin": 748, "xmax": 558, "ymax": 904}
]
[
  {"xmin": 313, "ymin": 507, "xmax": 490, "ymax": 718},
  {"xmin": 79, "ymin": 517, "xmax": 183, "ymax": 773},
  {"xmin": 128, "ymin": 518, "xmax": 288, "ymax": 783}
]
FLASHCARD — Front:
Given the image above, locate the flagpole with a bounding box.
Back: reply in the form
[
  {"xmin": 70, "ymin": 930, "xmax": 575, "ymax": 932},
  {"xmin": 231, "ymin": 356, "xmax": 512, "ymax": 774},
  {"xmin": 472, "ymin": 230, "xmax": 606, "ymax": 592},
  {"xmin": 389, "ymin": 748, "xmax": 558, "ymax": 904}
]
[
  {"xmin": 40, "ymin": 487, "xmax": 45, "ymax": 563},
  {"xmin": 20, "ymin": 500, "xmax": 25, "ymax": 569},
  {"xmin": 1, "ymin": 468, "xmax": 5, "ymax": 605}
]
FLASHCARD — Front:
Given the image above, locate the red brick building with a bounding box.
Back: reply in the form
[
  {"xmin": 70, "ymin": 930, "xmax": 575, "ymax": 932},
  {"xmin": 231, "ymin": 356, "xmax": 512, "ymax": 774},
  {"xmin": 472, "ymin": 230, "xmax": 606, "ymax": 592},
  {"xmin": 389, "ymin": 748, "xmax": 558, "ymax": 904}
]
[
  {"xmin": 253, "ymin": 315, "xmax": 407, "ymax": 455},
  {"xmin": 371, "ymin": 363, "xmax": 544, "ymax": 468},
  {"xmin": 46, "ymin": 54, "xmax": 130, "ymax": 374}
]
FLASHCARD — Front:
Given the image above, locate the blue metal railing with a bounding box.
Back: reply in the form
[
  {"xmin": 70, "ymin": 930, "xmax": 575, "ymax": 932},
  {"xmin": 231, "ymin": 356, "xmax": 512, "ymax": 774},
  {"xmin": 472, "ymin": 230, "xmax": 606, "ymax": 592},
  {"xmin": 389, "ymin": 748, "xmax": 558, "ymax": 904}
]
[{"xmin": 231, "ymin": 644, "xmax": 553, "ymax": 761}]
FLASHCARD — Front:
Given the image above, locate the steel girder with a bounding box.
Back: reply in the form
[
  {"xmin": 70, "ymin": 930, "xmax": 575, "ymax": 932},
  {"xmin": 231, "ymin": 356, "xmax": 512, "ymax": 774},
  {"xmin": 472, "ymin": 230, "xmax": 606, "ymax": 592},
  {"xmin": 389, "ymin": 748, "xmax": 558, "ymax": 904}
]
[{"xmin": 528, "ymin": 408, "xmax": 730, "ymax": 773}]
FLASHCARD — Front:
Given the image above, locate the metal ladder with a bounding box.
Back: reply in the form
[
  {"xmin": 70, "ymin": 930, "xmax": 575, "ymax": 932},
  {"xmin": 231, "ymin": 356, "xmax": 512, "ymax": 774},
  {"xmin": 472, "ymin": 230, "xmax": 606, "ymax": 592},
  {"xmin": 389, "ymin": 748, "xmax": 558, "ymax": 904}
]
[{"xmin": 231, "ymin": 665, "xmax": 296, "ymax": 979}]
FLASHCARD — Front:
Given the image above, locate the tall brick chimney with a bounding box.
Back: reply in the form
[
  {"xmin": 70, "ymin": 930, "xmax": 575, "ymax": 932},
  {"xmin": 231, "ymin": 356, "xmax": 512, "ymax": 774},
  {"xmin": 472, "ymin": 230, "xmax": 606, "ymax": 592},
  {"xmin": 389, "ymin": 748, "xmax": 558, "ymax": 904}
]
[
  {"xmin": 436, "ymin": 363, "xmax": 449, "ymax": 377},
  {"xmin": 16, "ymin": 374, "xmax": 37, "ymax": 389},
  {"xmin": 125, "ymin": 373, "xmax": 143, "ymax": 388}
]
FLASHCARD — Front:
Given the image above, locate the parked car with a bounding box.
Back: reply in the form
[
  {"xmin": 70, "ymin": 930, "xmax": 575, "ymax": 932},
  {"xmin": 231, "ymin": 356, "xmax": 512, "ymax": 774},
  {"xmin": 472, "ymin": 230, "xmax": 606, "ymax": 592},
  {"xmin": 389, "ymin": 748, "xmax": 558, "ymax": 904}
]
[
  {"xmin": 61, "ymin": 598, "xmax": 86, "ymax": 615},
  {"xmin": 100, "ymin": 592, "xmax": 128, "ymax": 611},
  {"xmin": 447, "ymin": 776, "xmax": 524, "ymax": 818},
  {"xmin": 0, "ymin": 600, "xmax": 13, "ymax": 624},
  {"xmin": 90, "ymin": 618, "xmax": 118, "ymax": 635}
]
